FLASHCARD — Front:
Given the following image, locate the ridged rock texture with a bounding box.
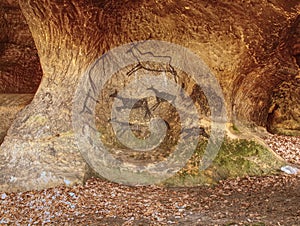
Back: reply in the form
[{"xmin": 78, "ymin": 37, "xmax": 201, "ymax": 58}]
[
  {"xmin": 0, "ymin": 0, "xmax": 299, "ymax": 191},
  {"xmin": 0, "ymin": 0, "xmax": 42, "ymax": 93},
  {"xmin": 267, "ymin": 16, "xmax": 300, "ymax": 135}
]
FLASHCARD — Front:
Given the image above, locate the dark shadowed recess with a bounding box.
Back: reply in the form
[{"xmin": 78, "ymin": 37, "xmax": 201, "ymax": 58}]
[{"xmin": 0, "ymin": 0, "xmax": 42, "ymax": 94}]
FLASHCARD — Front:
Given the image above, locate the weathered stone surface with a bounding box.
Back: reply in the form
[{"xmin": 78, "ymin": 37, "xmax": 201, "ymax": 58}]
[
  {"xmin": 289, "ymin": 15, "xmax": 300, "ymax": 67},
  {"xmin": 164, "ymin": 138, "xmax": 285, "ymax": 186},
  {"xmin": 0, "ymin": 0, "xmax": 42, "ymax": 93},
  {"xmin": 267, "ymin": 78, "xmax": 300, "ymax": 136},
  {"xmin": 0, "ymin": 0, "xmax": 299, "ymax": 191},
  {"xmin": 0, "ymin": 94, "xmax": 33, "ymax": 144},
  {"xmin": 267, "ymin": 15, "xmax": 300, "ymax": 135},
  {"xmin": 0, "ymin": 6, "xmax": 7, "ymax": 55}
]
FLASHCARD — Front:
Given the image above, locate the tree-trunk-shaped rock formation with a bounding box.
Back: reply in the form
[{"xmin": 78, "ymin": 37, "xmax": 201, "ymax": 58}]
[{"xmin": 0, "ymin": 0, "xmax": 299, "ymax": 191}]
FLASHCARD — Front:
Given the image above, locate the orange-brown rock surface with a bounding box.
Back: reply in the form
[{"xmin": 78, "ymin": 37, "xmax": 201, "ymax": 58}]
[
  {"xmin": 0, "ymin": 0, "xmax": 299, "ymax": 192},
  {"xmin": 0, "ymin": 0, "xmax": 42, "ymax": 93}
]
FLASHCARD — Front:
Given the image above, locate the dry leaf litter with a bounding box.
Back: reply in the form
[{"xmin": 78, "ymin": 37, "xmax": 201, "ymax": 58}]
[{"xmin": 0, "ymin": 134, "xmax": 299, "ymax": 225}]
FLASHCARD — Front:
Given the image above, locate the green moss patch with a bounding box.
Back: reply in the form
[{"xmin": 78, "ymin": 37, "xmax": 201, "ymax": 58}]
[{"xmin": 163, "ymin": 137, "xmax": 285, "ymax": 187}]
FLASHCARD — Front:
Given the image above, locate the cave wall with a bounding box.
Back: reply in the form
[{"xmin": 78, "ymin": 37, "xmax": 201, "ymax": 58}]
[
  {"xmin": 267, "ymin": 15, "xmax": 300, "ymax": 136},
  {"xmin": 0, "ymin": 0, "xmax": 299, "ymax": 191},
  {"xmin": 0, "ymin": 93, "xmax": 33, "ymax": 143},
  {"xmin": 230, "ymin": 3, "xmax": 299, "ymax": 127},
  {"xmin": 0, "ymin": 0, "xmax": 298, "ymax": 126},
  {"xmin": 0, "ymin": 0, "xmax": 42, "ymax": 93}
]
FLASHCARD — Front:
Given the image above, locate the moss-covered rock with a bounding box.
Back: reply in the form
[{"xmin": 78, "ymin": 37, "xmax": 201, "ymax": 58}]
[{"xmin": 163, "ymin": 137, "xmax": 285, "ymax": 187}]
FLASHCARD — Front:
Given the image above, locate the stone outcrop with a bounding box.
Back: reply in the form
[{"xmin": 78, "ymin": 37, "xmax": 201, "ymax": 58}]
[
  {"xmin": 0, "ymin": 94, "xmax": 33, "ymax": 144},
  {"xmin": 0, "ymin": 0, "xmax": 42, "ymax": 93},
  {"xmin": 267, "ymin": 15, "xmax": 300, "ymax": 135},
  {"xmin": 0, "ymin": 0, "xmax": 299, "ymax": 191}
]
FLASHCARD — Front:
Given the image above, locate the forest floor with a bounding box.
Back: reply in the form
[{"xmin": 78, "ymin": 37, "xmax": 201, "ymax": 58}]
[{"xmin": 0, "ymin": 134, "xmax": 299, "ymax": 225}]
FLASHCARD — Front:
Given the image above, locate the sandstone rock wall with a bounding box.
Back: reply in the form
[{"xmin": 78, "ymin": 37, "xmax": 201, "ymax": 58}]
[
  {"xmin": 267, "ymin": 15, "xmax": 300, "ymax": 135},
  {"xmin": 0, "ymin": 0, "xmax": 299, "ymax": 191},
  {"xmin": 0, "ymin": 0, "xmax": 42, "ymax": 93},
  {"xmin": 0, "ymin": 94, "xmax": 33, "ymax": 143}
]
